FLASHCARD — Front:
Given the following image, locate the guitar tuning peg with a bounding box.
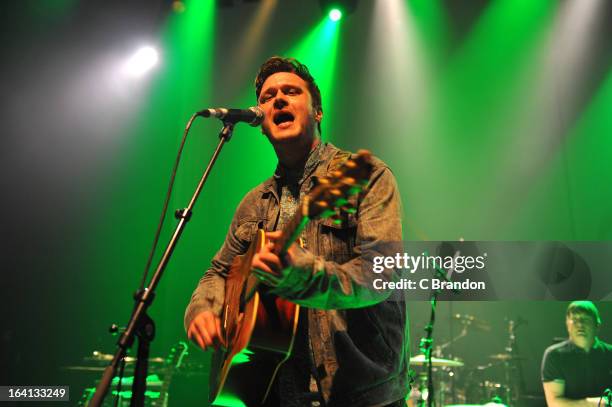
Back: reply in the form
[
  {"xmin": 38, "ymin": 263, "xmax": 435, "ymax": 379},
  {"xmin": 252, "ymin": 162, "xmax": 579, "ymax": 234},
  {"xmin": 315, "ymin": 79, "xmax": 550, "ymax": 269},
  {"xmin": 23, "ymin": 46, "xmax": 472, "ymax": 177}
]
[
  {"xmin": 335, "ymin": 197, "xmax": 348, "ymax": 206},
  {"xmin": 348, "ymin": 185, "xmax": 364, "ymax": 195},
  {"xmin": 342, "ymin": 176, "xmax": 356, "ymax": 186},
  {"xmin": 314, "ymin": 200, "xmax": 335, "ymax": 218},
  {"xmin": 331, "ymin": 213, "xmax": 343, "ymax": 225},
  {"xmin": 341, "ymin": 204, "xmax": 357, "ymax": 214}
]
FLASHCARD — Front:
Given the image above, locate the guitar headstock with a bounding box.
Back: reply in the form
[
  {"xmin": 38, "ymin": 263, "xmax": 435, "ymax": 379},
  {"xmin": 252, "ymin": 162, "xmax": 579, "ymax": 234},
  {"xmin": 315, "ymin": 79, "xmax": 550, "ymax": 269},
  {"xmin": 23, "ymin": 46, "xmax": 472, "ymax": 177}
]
[
  {"xmin": 303, "ymin": 149, "xmax": 373, "ymax": 222},
  {"xmin": 166, "ymin": 341, "xmax": 188, "ymax": 370}
]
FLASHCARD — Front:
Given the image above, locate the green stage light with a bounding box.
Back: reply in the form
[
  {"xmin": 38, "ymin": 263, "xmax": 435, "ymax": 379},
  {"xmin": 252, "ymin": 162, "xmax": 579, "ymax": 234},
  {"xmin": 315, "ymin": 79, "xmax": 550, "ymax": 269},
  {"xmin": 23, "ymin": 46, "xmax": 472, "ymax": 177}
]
[
  {"xmin": 319, "ymin": 0, "xmax": 357, "ymax": 20},
  {"xmin": 329, "ymin": 8, "xmax": 342, "ymax": 21}
]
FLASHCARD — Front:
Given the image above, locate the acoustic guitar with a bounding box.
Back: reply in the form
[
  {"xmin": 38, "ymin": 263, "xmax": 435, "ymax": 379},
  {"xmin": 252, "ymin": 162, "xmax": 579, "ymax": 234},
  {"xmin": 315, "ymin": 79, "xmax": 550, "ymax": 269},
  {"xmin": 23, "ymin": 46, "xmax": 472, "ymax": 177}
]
[{"xmin": 209, "ymin": 150, "xmax": 373, "ymax": 407}]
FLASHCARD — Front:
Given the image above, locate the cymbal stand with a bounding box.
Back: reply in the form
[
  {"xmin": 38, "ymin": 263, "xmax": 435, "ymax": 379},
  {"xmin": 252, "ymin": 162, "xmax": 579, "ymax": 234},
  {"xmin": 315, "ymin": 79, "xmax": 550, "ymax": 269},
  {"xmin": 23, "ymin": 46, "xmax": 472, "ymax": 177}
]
[
  {"xmin": 504, "ymin": 319, "xmax": 526, "ymax": 406},
  {"xmin": 419, "ymin": 288, "xmax": 440, "ymax": 407}
]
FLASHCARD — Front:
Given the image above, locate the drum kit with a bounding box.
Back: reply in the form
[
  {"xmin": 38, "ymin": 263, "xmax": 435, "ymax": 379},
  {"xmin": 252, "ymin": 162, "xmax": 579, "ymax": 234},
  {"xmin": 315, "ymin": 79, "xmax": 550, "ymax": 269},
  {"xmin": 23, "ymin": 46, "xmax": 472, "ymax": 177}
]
[
  {"xmin": 66, "ymin": 316, "xmax": 525, "ymax": 406},
  {"xmin": 71, "ymin": 345, "xmax": 519, "ymax": 407},
  {"xmin": 407, "ymin": 315, "xmax": 525, "ymax": 407},
  {"xmin": 63, "ymin": 342, "xmax": 209, "ymax": 407}
]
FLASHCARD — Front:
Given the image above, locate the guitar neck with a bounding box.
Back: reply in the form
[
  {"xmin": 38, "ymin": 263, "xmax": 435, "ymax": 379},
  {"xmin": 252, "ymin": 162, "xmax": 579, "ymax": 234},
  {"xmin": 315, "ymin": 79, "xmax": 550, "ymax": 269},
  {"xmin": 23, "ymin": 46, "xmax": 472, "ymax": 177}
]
[{"xmin": 269, "ymin": 150, "xmax": 373, "ymax": 257}]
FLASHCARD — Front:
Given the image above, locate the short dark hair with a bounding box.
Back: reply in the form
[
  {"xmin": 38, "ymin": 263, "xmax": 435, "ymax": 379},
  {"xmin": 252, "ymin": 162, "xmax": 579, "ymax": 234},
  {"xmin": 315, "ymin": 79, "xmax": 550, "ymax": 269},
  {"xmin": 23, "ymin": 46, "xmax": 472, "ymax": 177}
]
[
  {"xmin": 567, "ymin": 301, "xmax": 601, "ymax": 325},
  {"xmin": 254, "ymin": 56, "xmax": 323, "ymax": 135}
]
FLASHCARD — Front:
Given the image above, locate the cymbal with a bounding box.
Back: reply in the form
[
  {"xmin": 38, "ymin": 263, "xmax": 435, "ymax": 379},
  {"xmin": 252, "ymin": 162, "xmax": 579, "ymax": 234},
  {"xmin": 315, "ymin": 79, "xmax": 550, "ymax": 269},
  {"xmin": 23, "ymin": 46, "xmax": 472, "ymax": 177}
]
[
  {"xmin": 61, "ymin": 366, "xmax": 106, "ymax": 372},
  {"xmin": 489, "ymin": 353, "xmax": 524, "ymax": 361},
  {"xmin": 62, "ymin": 363, "xmax": 164, "ymax": 373},
  {"xmin": 409, "ymin": 354, "xmax": 464, "ymax": 367},
  {"xmin": 84, "ymin": 351, "xmax": 165, "ymax": 364},
  {"xmin": 453, "ymin": 314, "xmax": 491, "ymax": 331}
]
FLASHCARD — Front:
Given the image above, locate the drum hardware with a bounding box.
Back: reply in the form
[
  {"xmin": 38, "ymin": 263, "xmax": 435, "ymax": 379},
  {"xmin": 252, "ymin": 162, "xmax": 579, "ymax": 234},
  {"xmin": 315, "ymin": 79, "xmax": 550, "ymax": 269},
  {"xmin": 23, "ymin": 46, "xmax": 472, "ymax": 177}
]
[
  {"xmin": 499, "ymin": 318, "xmax": 526, "ymax": 406},
  {"xmin": 437, "ymin": 313, "xmax": 490, "ymax": 357},
  {"xmin": 453, "ymin": 314, "xmax": 491, "ymax": 332},
  {"xmin": 410, "ymin": 314, "xmax": 526, "ymax": 407},
  {"xmin": 73, "ymin": 342, "xmax": 189, "ymax": 407},
  {"xmin": 410, "ymin": 354, "xmax": 465, "ymax": 368},
  {"xmin": 480, "ymin": 381, "xmax": 508, "ymax": 405},
  {"xmin": 488, "ymin": 353, "xmax": 525, "ymax": 362},
  {"xmin": 86, "ymin": 351, "xmax": 166, "ymax": 365},
  {"xmin": 63, "ymin": 352, "xmax": 167, "ymax": 375},
  {"xmin": 465, "ymin": 318, "xmax": 526, "ymax": 407},
  {"xmin": 410, "ymin": 311, "xmax": 494, "ymax": 406},
  {"xmin": 78, "ymin": 374, "xmax": 164, "ymax": 407},
  {"xmin": 437, "ymin": 313, "xmax": 493, "ymax": 405},
  {"xmin": 409, "ymin": 356, "xmax": 465, "ymax": 406}
]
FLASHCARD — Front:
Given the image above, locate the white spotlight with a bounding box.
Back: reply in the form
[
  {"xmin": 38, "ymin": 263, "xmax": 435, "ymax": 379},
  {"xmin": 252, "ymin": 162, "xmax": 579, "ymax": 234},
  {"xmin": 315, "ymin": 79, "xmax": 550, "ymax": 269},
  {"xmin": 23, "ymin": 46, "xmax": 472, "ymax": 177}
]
[{"xmin": 123, "ymin": 46, "xmax": 159, "ymax": 78}]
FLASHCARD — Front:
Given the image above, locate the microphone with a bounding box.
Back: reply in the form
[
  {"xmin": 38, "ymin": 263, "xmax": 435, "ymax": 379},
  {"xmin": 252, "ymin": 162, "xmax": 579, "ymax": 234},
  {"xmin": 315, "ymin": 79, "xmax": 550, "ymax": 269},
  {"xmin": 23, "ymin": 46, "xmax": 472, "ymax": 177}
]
[
  {"xmin": 603, "ymin": 388, "xmax": 611, "ymax": 407},
  {"xmin": 197, "ymin": 106, "xmax": 264, "ymax": 126}
]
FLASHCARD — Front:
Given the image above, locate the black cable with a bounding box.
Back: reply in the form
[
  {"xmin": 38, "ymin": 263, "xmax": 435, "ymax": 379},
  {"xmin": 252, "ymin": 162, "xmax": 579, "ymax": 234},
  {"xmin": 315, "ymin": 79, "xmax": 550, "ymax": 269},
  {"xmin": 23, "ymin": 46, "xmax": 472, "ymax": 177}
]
[
  {"xmin": 138, "ymin": 113, "xmax": 199, "ymax": 290},
  {"xmin": 113, "ymin": 356, "xmax": 126, "ymax": 407}
]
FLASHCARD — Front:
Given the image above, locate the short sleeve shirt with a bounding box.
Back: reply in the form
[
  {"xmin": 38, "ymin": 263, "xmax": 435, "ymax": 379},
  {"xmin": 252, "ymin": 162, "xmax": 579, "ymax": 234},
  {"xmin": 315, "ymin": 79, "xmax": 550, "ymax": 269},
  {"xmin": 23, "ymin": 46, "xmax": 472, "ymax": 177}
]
[{"xmin": 541, "ymin": 339, "xmax": 612, "ymax": 399}]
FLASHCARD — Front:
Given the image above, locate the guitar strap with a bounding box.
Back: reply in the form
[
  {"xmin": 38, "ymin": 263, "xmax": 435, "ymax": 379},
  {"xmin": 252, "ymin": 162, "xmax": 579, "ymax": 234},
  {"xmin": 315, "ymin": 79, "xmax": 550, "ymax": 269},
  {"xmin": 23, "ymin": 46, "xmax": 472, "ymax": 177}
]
[{"xmin": 262, "ymin": 191, "xmax": 276, "ymax": 231}]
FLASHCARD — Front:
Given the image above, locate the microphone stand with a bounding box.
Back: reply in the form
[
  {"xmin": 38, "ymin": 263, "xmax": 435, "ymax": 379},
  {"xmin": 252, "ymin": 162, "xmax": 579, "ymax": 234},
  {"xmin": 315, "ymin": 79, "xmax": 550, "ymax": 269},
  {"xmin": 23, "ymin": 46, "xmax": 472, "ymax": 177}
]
[
  {"xmin": 418, "ymin": 251, "xmax": 460, "ymax": 407},
  {"xmin": 89, "ymin": 120, "xmax": 236, "ymax": 407},
  {"xmin": 419, "ymin": 288, "xmax": 439, "ymax": 407}
]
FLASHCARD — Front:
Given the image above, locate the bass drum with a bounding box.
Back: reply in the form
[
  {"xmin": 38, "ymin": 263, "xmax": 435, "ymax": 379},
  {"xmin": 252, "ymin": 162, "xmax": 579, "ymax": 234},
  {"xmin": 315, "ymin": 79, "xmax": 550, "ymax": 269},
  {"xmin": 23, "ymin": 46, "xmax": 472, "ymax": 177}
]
[
  {"xmin": 445, "ymin": 404, "xmax": 507, "ymax": 407},
  {"xmin": 465, "ymin": 378, "xmax": 509, "ymax": 405}
]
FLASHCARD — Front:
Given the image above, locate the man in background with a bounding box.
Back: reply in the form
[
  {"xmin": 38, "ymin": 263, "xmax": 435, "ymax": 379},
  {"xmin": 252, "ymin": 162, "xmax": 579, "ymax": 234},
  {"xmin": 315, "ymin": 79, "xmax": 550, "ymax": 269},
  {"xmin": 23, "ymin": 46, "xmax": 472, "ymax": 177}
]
[{"xmin": 542, "ymin": 301, "xmax": 612, "ymax": 406}]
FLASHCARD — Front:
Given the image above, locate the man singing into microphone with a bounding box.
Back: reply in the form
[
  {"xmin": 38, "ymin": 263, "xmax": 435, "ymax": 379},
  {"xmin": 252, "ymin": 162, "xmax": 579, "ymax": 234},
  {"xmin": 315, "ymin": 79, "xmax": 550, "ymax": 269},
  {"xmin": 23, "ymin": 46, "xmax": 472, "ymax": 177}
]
[
  {"xmin": 541, "ymin": 301, "xmax": 612, "ymax": 406},
  {"xmin": 184, "ymin": 56, "xmax": 410, "ymax": 406}
]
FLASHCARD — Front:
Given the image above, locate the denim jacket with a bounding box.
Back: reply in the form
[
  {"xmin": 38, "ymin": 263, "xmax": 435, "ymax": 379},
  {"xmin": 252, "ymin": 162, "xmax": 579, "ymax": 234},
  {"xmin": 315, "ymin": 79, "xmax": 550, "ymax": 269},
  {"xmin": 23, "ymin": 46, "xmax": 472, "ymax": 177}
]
[{"xmin": 185, "ymin": 142, "xmax": 410, "ymax": 407}]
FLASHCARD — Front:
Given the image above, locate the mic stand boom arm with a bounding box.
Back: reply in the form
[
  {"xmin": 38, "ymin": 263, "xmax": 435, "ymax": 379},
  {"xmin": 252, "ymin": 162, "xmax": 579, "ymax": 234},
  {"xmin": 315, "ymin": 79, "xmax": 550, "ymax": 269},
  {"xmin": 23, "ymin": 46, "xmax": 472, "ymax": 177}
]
[{"xmin": 89, "ymin": 120, "xmax": 236, "ymax": 407}]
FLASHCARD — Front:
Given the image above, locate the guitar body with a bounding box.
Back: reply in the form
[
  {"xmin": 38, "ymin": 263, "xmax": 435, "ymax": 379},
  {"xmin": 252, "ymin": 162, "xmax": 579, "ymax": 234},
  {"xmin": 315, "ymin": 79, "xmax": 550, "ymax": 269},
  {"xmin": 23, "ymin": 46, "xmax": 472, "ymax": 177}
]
[{"xmin": 210, "ymin": 229, "xmax": 300, "ymax": 407}]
